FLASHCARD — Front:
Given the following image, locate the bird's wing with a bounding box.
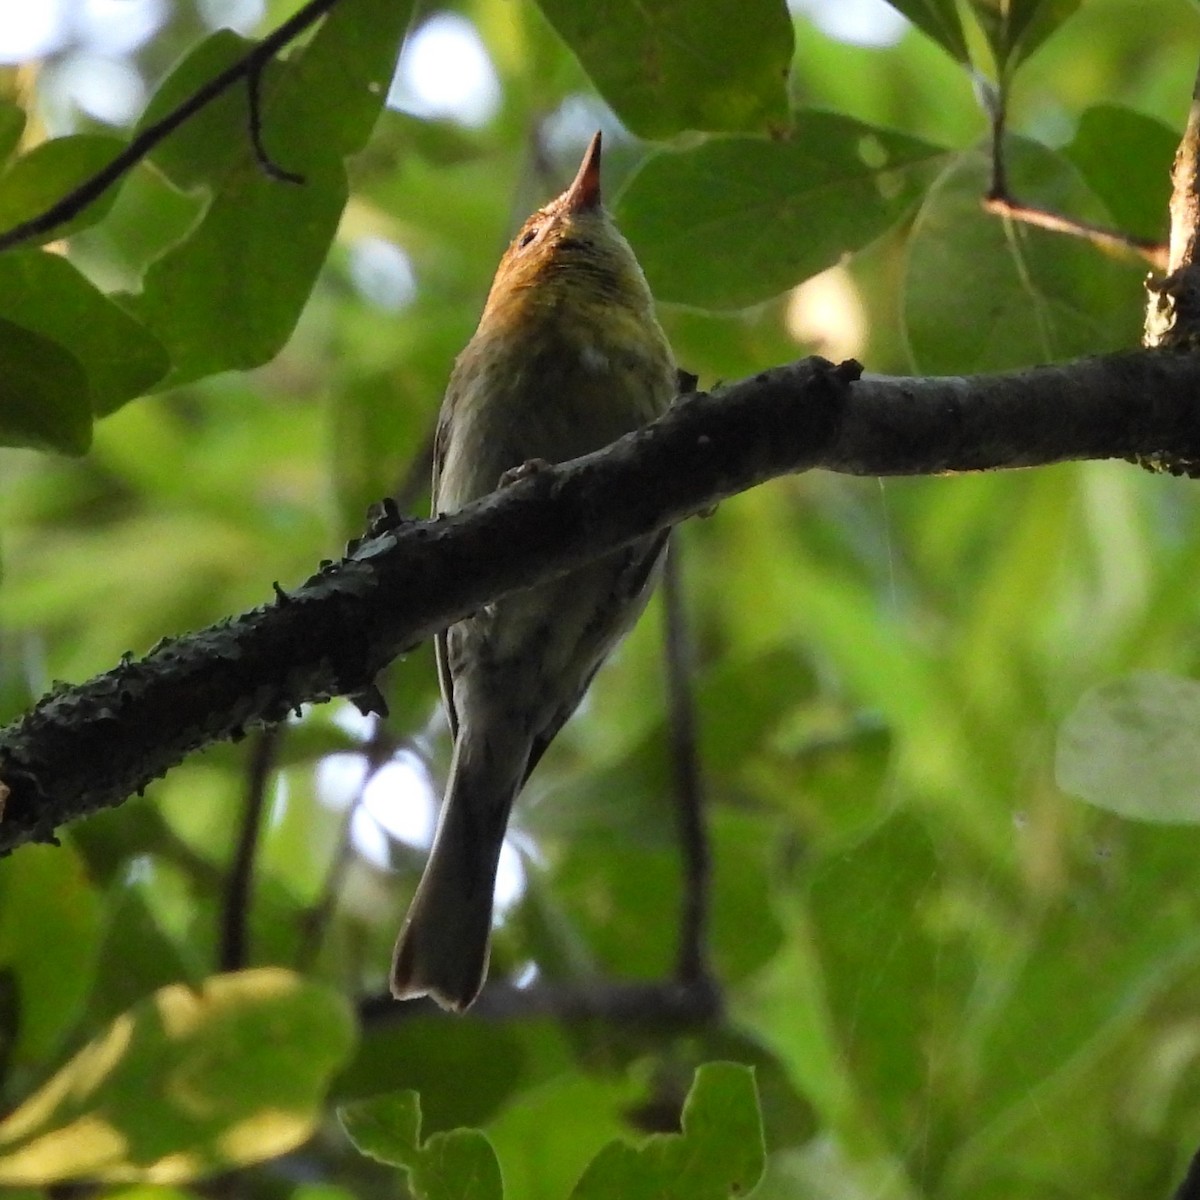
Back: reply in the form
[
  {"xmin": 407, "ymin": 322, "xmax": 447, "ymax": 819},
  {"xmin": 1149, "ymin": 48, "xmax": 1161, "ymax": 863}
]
[
  {"xmin": 432, "ymin": 384, "xmax": 460, "ymax": 741},
  {"xmin": 521, "ymin": 527, "xmax": 670, "ymax": 784}
]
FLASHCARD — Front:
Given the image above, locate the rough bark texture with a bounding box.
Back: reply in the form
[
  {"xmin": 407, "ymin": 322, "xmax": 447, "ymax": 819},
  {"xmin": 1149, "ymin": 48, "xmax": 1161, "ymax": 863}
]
[{"xmin": 3, "ymin": 351, "xmax": 1200, "ymax": 854}]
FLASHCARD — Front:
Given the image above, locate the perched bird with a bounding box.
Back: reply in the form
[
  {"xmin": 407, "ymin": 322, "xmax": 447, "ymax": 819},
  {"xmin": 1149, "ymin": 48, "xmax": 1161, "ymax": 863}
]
[{"xmin": 390, "ymin": 131, "xmax": 676, "ymax": 1012}]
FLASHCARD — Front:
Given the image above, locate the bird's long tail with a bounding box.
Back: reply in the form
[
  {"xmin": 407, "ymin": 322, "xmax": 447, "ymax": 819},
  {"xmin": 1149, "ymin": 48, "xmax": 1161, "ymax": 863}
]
[{"xmin": 390, "ymin": 727, "xmax": 528, "ymax": 1012}]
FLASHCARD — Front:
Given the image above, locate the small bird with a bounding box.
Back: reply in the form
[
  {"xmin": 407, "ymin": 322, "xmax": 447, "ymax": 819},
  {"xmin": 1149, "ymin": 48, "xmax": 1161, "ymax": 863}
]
[{"xmin": 390, "ymin": 131, "xmax": 676, "ymax": 1011}]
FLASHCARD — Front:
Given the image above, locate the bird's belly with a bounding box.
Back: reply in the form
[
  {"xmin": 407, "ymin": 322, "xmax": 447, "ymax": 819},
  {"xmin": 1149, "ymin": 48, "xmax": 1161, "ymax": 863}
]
[{"xmin": 438, "ymin": 334, "xmax": 671, "ymax": 511}]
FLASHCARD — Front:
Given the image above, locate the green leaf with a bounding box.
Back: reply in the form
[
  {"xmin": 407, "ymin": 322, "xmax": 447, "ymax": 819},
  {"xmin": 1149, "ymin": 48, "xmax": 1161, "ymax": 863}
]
[
  {"xmin": 0, "ymin": 316, "xmax": 91, "ymax": 454},
  {"xmin": 1063, "ymin": 104, "xmax": 1175, "ymax": 242},
  {"xmin": 126, "ymin": 0, "xmax": 415, "ymax": 388},
  {"xmin": 0, "ymin": 969, "xmax": 356, "ymax": 1184},
  {"xmin": 136, "ymin": 31, "xmax": 258, "ymax": 190},
  {"xmin": 617, "ymin": 116, "xmax": 947, "ymax": 309},
  {"xmin": 339, "ymin": 1091, "xmax": 503, "ymax": 1200},
  {"xmin": 0, "ymin": 251, "xmax": 168, "ymax": 418},
  {"xmin": 1056, "ymin": 671, "xmax": 1200, "ymax": 823},
  {"xmin": 570, "ymin": 1062, "xmax": 764, "ymax": 1199},
  {"xmin": 86, "ymin": 885, "xmax": 197, "ymax": 1028},
  {"xmin": 0, "ymin": 844, "xmax": 103, "ymax": 1067},
  {"xmin": 0, "ymin": 100, "xmax": 26, "ymax": 165},
  {"xmin": 799, "ymin": 814, "xmax": 974, "ymax": 1148},
  {"xmin": 969, "ymin": 0, "xmax": 1081, "ymax": 73},
  {"xmin": 948, "ymin": 820, "xmax": 1200, "ymax": 1192},
  {"xmin": 534, "ymin": 0, "xmax": 793, "ymax": 138},
  {"xmin": 902, "ymin": 138, "xmax": 1141, "ymax": 372},
  {"xmin": 882, "ymin": 0, "xmax": 970, "ymax": 61},
  {"xmin": 334, "ymin": 1014, "xmax": 544, "ymax": 1133},
  {"xmin": 486, "ymin": 1076, "xmax": 629, "ymax": 1200},
  {"xmin": 0, "ymin": 135, "xmax": 126, "ymax": 244}
]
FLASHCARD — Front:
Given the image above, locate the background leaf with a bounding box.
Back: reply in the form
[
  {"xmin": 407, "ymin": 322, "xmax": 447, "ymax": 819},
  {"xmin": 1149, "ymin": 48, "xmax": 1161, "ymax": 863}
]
[
  {"xmin": 902, "ymin": 137, "xmax": 1142, "ymax": 371},
  {"xmin": 969, "ymin": 0, "xmax": 1082, "ymax": 73},
  {"xmin": 0, "ymin": 135, "xmax": 126, "ymax": 244},
  {"xmin": 1063, "ymin": 104, "xmax": 1176, "ymax": 241},
  {"xmin": 0, "ymin": 252, "xmax": 167, "ymax": 419},
  {"xmin": 124, "ymin": 0, "xmax": 415, "ymax": 389},
  {"xmin": 0, "ymin": 317, "xmax": 91, "ymax": 453},
  {"xmin": 340, "ymin": 1091, "xmax": 503, "ymax": 1200},
  {"xmin": 617, "ymin": 114, "xmax": 947, "ymax": 309},
  {"xmin": 569, "ymin": 1062, "xmax": 764, "ymax": 1199},
  {"xmin": 0, "ymin": 970, "xmax": 355, "ymax": 1184},
  {"xmin": 882, "ymin": 0, "xmax": 970, "ymax": 61},
  {"xmin": 534, "ymin": 0, "xmax": 793, "ymax": 138}
]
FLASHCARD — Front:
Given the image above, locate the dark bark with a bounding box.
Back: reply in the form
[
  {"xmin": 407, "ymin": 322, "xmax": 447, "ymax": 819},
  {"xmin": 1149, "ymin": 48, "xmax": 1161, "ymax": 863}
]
[{"xmin": 2, "ymin": 351, "xmax": 1199, "ymax": 854}]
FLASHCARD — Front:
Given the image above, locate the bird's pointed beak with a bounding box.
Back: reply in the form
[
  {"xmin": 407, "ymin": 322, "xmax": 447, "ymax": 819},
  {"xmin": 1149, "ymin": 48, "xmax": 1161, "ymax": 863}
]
[{"xmin": 561, "ymin": 131, "xmax": 603, "ymax": 213}]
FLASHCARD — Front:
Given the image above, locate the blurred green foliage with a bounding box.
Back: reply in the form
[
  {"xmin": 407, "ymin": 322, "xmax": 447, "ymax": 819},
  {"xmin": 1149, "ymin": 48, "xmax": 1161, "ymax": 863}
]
[{"xmin": 0, "ymin": 0, "xmax": 1199, "ymax": 1196}]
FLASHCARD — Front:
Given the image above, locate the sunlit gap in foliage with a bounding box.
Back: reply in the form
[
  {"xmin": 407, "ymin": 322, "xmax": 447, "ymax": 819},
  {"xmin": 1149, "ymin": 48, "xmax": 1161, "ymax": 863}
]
[
  {"xmin": 197, "ymin": 0, "xmax": 265, "ymax": 33},
  {"xmin": 789, "ymin": 0, "xmax": 907, "ymax": 47},
  {"xmin": 785, "ymin": 265, "xmax": 868, "ymax": 361},
  {"xmin": 347, "ymin": 237, "xmax": 418, "ymax": 312},
  {"xmin": 316, "ymin": 703, "xmax": 527, "ymax": 921},
  {"xmin": 0, "ymin": 0, "xmax": 263, "ymax": 131},
  {"xmin": 541, "ymin": 93, "xmax": 622, "ymax": 159},
  {"xmin": 388, "ymin": 11, "xmax": 500, "ymax": 129},
  {"xmin": 0, "ymin": 0, "xmax": 166, "ymax": 127}
]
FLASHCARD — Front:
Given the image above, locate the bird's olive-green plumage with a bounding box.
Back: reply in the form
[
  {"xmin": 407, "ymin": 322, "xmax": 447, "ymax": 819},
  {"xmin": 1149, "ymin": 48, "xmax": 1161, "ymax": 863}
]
[{"xmin": 390, "ymin": 132, "xmax": 675, "ymax": 1011}]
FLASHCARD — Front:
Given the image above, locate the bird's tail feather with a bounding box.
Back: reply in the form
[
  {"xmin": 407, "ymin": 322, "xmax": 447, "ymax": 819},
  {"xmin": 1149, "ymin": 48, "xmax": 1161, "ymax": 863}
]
[{"xmin": 390, "ymin": 729, "xmax": 527, "ymax": 1012}]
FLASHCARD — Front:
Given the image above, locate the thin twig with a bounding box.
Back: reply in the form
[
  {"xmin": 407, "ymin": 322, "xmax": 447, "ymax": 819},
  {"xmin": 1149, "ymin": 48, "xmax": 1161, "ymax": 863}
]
[
  {"xmin": 0, "ymin": 0, "xmax": 343, "ymax": 253},
  {"xmin": 219, "ymin": 723, "xmax": 283, "ymax": 972},
  {"xmin": 982, "ymin": 80, "xmax": 1168, "ymax": 270},
  {"xmin": 982, "ymin": 195, "xmax": 1168, "ymax": 269},
  {"xmin": 661, "ymin": 535, "xmax": 713, "ymax": 988},
  {"xmin": 245, "ymin": 62, "xmax": 305, "ymax": 185},
  {"xmin": 295, "ymin": 717, "xmax": 400, "ymax": 970},
  {"xmin": 360, "ymin": 977, "xmax": 722, "ymax": 1025}
]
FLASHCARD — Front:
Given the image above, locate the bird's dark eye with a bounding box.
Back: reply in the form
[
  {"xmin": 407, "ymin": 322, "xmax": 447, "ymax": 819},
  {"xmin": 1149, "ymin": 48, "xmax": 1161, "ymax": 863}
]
[{"xmin": 518, "ymin": 227, "xmax": 539, "ymax": 249}]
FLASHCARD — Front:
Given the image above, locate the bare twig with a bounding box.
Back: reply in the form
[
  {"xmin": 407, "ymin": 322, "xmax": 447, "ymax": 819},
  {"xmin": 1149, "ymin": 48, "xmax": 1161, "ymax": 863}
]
[
  {"xmin": 0, "ymin": 0, "xmax": 343, "ymax": 253},
  {"xmin": 982, "ymin": 80, "xmax": 1168, "ymax": 270},
  {"xmin": 245, "ymin": 62, "xmax": 305, "ymax": 185},
  {"xmin": 661, "ymin": 536, "xmax": 713, "ymax": 988},
  {"xmin": 295, "ymin": 718, "xmax": 400, "ymax": 970},
  {"xmin": 219, "ymin": 724, "xmax": 283, "ymax": 972},
  {"xmin": 982, "ymin": 194, "xmax": 1168, "ymax": 269}
]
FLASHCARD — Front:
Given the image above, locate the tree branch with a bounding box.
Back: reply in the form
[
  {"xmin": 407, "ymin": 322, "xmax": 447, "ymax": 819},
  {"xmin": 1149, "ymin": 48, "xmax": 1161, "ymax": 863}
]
[
  {"xmin": 360, "ymin": 976, "xmax": 722, "ymax": 1025},
  {"xmin": 2, "ymin": 351, "xmax": 1200, "ymax": 855}
]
